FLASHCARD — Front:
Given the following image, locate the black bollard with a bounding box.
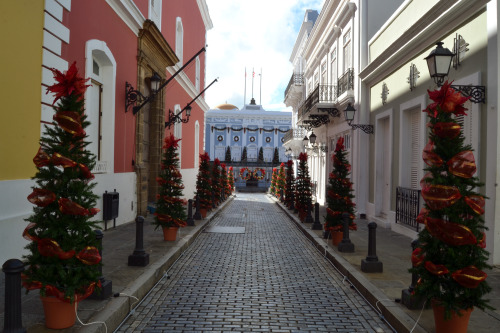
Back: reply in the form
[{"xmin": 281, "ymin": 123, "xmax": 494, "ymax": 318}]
[
  {"xmin": 305, "ymin": 204, "xmax": 314, "ymax": 223},
  {"xmin": 128, "ymin": 216, "xmax": 150, "ymax": 267},
  {"xmin": 338, "ymin": 213, "xmax": 355, "ymax": 252},
  {"xmin": 361, "ymin": 222, "xmax": 383, "ymax": 272},
  {"xmin": 280, "ymin": 189, "xmax": 284, "ymax": 202},
  {"xmin": 193, "ymin": 196, "xmax": 202, "ymax": 220},
  {"xmin": 312, "ymin": 202, "xmax": 322, "ymax": 230},
  {"xmin": 211, "ymin": 192, "xmax": 216, "ymax": 208},
  {"xmin": 89, "ymin": 230, "xmax": 113, "ymax": 299},
  {"xmin": 186, "ymin": 199, "xmax": 195, "ymax": 226},
  {"xmin": 402, "ymin": 239, "xmax": 427, "ymax": 309},
  {"xmin": 3, "ymin": 259, "xmax": 26, "ymax": 333}
]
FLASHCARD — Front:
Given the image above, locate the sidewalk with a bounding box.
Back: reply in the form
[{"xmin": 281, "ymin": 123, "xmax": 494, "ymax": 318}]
[
  {"xmin": 0, "ymin": 197, "xmax": 234, "ymax": 333},
  {"xmin": 273, "ymin": 196, "xmax": 500, "ymax": 333}
]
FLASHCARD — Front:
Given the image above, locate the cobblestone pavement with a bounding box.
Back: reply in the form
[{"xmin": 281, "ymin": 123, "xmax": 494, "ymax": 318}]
[{"xmin": 116, "ymin": 193, "xmax": 393, "ymax": 332}]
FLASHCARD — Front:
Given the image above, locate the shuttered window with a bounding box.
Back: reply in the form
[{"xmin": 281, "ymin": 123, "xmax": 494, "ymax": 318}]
[{"xmin": 410, "ymin": 109, "xmax": 420, "ymax": 189}]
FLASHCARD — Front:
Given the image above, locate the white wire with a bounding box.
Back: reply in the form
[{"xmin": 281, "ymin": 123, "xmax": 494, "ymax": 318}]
[
  {"xmin": 409, "ymin": 299, "xmax": 427, "ymax": 333},
  {"xmin": 75, "ymin": 301, "xmax": 108, "ymax": 333}
]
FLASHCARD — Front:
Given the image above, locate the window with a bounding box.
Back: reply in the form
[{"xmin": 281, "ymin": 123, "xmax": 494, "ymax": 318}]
[
  {"xmin": 321, "ymin": 62, "xmax": 327, "ymax": 84},
  {"xmin": 195, "ymin": 56, "xmax": 200, "ymax": 91},
  {"xmin": 175, "ymin": 17, "xmax": 183, "ymax": 66},
  {"xmin": 330, "ymin": 48, "xmax": 337, "ymax": 85},
  {"xmin": 409, "ymin": 109, "xmax": 420, "ymax": 189},
  {"xmin": 88, "ymin": 79, "xmax": 102, "ymax": 160},
  {"xmin": 343, "ymin": 29, "xmax": 351, "ymax": 72}
]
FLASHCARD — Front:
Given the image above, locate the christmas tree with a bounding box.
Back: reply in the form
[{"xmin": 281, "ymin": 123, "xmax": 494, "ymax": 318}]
[
  {"xmin": 195, "ymin": 152, "xmax": 212, "ymax": 211},
  {"xmin": 225, "ymin": 146, "xmax": 232, "ymax": 163},
  {"xmin": 270, "ymin": 167, "xmax": 278, "ymax": 195},
  {"xmin": 153, "ymin": 134, "xmax": 187, "ymax": 230},
  {"xmin": 221, "ymin": 162, "xmax": 231, "ymax": 198},
  {"xmin": 284, "ymin": 159, "xmax": 295, "ymax": 208},
  {"xmin": 228, "ymin": 166, "xmax": 235, "ymax": 192},
  {"xmin": 241, "ymin": 147, "xmax": 247, "ymax": 162},
  {"xmin": 258, "ymin": 147, "xmax": 264, "ymax": 163},
  {"xmin": 22, "ymin": 62, "xmax": 101, "ymax": 303},
  {"xmin": 295, "ymin": 153, "xmax": 312, "ymax": 220},
  {"xmin": 272, "ymin": 147, "xmax": 279, "ymax": 164},
  {"xmin": 324, "ymin": 137, "xmax": 357, "ymax": 232},
  {"xmin": 411, "ymin": 81, "xmax": 491, "ymax": 317},
  {"xmin": 211, "ymin": 158, "xmax": 222, "ymax": 204},
  {"xmin": 276, "ymin": 162, "xmax": 286, "ymax": 198}
]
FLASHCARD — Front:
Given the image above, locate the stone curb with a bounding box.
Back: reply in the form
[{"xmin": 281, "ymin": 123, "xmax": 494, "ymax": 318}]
[
  {"xmin": 273, "ymin": 197, "xmax": 428, "ymax": 333},
  {"xmin": 81, "ymin": 196, "xmax": 234, "ymax": 333}
]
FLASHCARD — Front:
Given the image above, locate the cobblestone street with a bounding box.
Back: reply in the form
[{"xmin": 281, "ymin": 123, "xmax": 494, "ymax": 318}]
[{"xmin": 116, "ymin": 193, "xmax": 392, "ymax": 332}]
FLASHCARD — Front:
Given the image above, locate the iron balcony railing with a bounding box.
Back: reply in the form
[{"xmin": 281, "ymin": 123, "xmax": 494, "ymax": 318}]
[
  {"xmin": 284, "ymin": 73, "xmax": 304, "ymax": 99},
  {"xmin": 337, "ymin": 68, "xmax": 354, "ymax": 96},
  {"xmin": 283, "ymin": 127, "xmax": 306, "ymax": 144},
  {"xmin": 298, "ymin": 84, "xmax": 337, "ymax": 119},
  {"xmin": 395, "ymin": 186, "xmax": 421, "ymax": 232}
]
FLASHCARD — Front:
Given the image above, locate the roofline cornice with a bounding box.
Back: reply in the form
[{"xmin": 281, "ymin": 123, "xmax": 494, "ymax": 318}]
[{"xmin": 197, "ymin": 0, "xmax": 213, "ymax": 30}]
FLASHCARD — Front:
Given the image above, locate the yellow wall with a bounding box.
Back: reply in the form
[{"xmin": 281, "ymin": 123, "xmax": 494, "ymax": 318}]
[{"xmin": 0, "ymin": 0, "xmax": 44, "ymax": 180}]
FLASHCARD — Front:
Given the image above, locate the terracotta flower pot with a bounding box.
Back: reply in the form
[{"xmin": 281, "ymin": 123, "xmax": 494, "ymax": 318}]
[
  {"xmin": 432, "ymin": 300, "xmax": 473, "ymax": 333},
  {"xmin": 162, "ymin": 227, "xmax": 178, "ymax": 241},
  {"xmin": 41, "ymin": 296, "xmax": 77, "ymax": 329},
  {"xmin": 200, "ymin": 208, "xmax": 207, "ymax": 218},
  {"xmin": 330, "ymin": 231, "xmax": 343, "ymax": 246}
]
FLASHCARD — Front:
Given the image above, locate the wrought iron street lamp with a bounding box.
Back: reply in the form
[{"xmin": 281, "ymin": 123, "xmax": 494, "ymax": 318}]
[{"xmin": 343, "ymin": 103, "xmax": 373, "ymax": 134}]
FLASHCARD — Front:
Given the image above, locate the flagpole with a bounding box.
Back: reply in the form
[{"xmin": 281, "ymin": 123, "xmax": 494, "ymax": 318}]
[
  {"xmin": 259, "ymin": 68, "xmax": 262, "ymax": 105},
  {"xmin": 244, "ymin": 67, "xmax": 247, "ymax": 106}
]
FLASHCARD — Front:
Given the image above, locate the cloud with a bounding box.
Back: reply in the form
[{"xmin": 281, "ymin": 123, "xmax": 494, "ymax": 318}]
[{"xmin": 205, "ymin": 0, "xmax": 324, "ymax": 111}]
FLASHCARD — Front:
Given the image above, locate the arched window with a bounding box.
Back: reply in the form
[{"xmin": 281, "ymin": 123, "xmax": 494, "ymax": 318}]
[
  {"xmin": 85, "ymin": 40, "xmax": 116, "ymax": 174},
  {"xmin": 175, "ymin": 17, "xmax": 183, "ymax": 66}
]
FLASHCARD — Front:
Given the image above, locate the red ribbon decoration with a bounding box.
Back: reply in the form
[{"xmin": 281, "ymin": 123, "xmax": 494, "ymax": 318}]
[
  {"xmin": 27, "ymin": 188, "xmax": 56, "ymax": 207},
  {"xmin": 53, "ymin": 111, "xmax": 85, "ymax": 137},
  {"xmin": 452, "ymin": 266, "xmax": 487, "ymax": 289},
  {"xmin": 37, "ymin": 238, "xmax": 76, "ymax": 259},
  {"xmin": 464, "ymin": 195, "xmax": 485, "ymax": 215},
  {"xmin": 478, "ymin": 232, "xmax": 486, "ymax": 248},
  {"xmin": 421, "ymin": 184, "xmax": 461, "ymax": 210},
  {"xmin": 425, "ymin": 261, "xmax": 449, "ymax": 276},
  {"xmin": 416, "ymin": 207, "xmax": 429, "ymax": 224},
  {"xmin": 411, "ymin": 248, "xmax": 424, "ymax": 266},
  {"xmin": 51, "ymin": 152, "xmax": 77, "ymax": 168},
  {"xmin": 22, "ymin": 223, "xmax": 39, "ymax": 242},
  {"xmin": 447, "ymin": 150, "xmax": 476, "ymax": 178},
  {"xmin": 76, "ymin": 246, "xmax": 101, "ymax": 265},
  {"xmin": 78, "ymin": 163, "xmax": 94, "ymax": 180},
  {"xmin": 58, "ymin": 198, "xmax": 89, "ymax": 216},
  {"xmin": 425, "ymin": 217, "xmax": 477, "ymax": 246},
  {"xmin": 33, "ymin": 147, "xmax": 51, "ymax": 167},
  {"xmin": 432, "ymin": 122, "xmax": 461, "ymax": 139},
  {"xmin": 422, "ymin": 140, "xmax": 443, "ymax": 167}
]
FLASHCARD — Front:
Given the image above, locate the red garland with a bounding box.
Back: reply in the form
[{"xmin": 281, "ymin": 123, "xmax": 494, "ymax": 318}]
[
  {"xmin": 425, "ymin": 261, "xmax": 449, "ymax": 276},
  {"xmin": 33, "ymin": 147, "xmax": 51, "ymax": 167},
  {"xmin": 37, "ymin": 238, "xmax": 76, "ymax": 260},
  {"xmin": 76, "ymin": 246, "xmax": 102, "ymax": 265},
  {"xmin": 452, "ymin": 266, "xmax": 487, "ymax": 289},
  {"xmin": 53, "ymin": 111, "xmax": 85, "ymax": 137},
  {"xmin": 51, "ymin": 152, "xmax": 77, "ymax": 168},
  {"xmin": 58, "ymin": 198, "xmax": 89, "ymax": 216},
  {"xmin": 28, "ymin": 188, "xmax": 56, "ymax": 207}
]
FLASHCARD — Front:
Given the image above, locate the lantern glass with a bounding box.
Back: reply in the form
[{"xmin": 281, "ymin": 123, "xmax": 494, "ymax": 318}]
[
  {"xmin": 309, "ymin": 132, "xmax": 317, "ymax": 145},
  {"xmin": 150, "ymin": 72, "xmax": 161, "ymax": 92},
  {"xmin": 186, "ymin": 106, "xmax": 192, "ymax": 117},
  {"xmin": 344, "ymin": 103, "xmax": 356, "ymax": 124},
  {"xmin": 303, "ymin": 136, "xmax": 309, "ymax": 146},
  {"xmin": 425, "ymin": 42, "xmax": 454, "ymax": 86}
]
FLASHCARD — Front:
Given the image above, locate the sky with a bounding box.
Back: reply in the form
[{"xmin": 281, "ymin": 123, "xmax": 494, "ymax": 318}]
[{"xmin": 204, "ymin": 0, "xmax": 325, "ymax": 112}]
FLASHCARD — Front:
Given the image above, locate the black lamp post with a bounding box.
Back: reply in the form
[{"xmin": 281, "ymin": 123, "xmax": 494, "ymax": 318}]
[
  {"xmin": 343, "ymin": 103, "xmax": 373, "ymax": 134},
  {"xmin": 125, "ymin": 72, "xmax": 162, "ymax": 115}
]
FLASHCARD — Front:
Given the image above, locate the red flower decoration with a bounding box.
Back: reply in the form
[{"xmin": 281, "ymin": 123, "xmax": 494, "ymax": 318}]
[
  {"xmin": 421, "ymin": 184, "xmax": 461, "ymax": 210},
  {"xmin": 464, "ymin": 195, "xmax": 485, "ymax": 215},
  {"xmin": 432, "ymin": 122, "xmax": 461, "ymax": 139},
  {"xmin": 425, "ymin": 261, "xmax": 449, "ymax": 276},
  {"xmin": 423, "ymin": 81, "xmax": 470, "ymax": 118},
  {"xmin": 163, "ymin": 133, "xmax": 181, "ymax": 149},
  {"xmin": 214, "ymin": 158, "xmax": 221, "ymax": 166},
  {"xmin": 447, "ymin": 150, "xmax": 476, "ymax": 178},
  {"xmin": 76, "ymin": 246, "xmax": 101, "ymax": 265},
  {"xmin": 58, "ymin": 198, "xmax": 89, "ymax": 216},
  {"xmin": 335, "ymin": 137, "xmax": 345, "ymax": 152},
  {"xmin": 33, "ymin": 147, "xmax": 51, "ymax": 167},
  {"xmin": 51, "ymin": 152, "xmax": 77, "ymax": 168},
  {"xmin": 452, "ymin": 266, "xmax": 487, "ymax": 289},
  {"xmin": 46, "ymin": 62, "xmax": 90, "ymax": 105},
  {"xmin": 53, "ymin": 111, "xmax": 85, "ymax": 137},
  {"xmin": 28, "ymin": 188, "xmax": 56, "ymax": 207},
  {"xmin": 425, "ymin": 217, "xmax": 477, "ymax": 246}
]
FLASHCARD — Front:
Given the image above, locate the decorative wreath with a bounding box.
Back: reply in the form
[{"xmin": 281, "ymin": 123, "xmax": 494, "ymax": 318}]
[
  {"xmin": 281, "ymin": 137, "xmax": 284, "ymax": 143},
  {"xmin": 239, "ymin": 167, "xmax": 252, "ymax": 180},
  {"xmin": 234, "ymin": 136, "xmax": 239, "ymax": 142},
  {"xmin": 265, "ymin": 137, "xmax": 271, "ymax": 143},
  {"xmin": 253, "ymin": 168, "xmax": 266, "ymax": 180},
  {"xmin": 250, "ymin": 136, "xmax": 255, "ymax": 142},
  {"xmin": 217, "ymin": 135, "xmax": 223, "ymax": 142}
]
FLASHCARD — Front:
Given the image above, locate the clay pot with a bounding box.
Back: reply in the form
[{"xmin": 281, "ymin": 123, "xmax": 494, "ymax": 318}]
[
  {"xmin": 330, "ymin": 231, "xmax": 343, "ymax": 246},
  {"xmin": 162, "ymin": 227, "xmax": 178, "ymax": 241},
  {"xmin": 41, "ymin": 296, "xmax": 77, "ymax": 329},
  {"xmin": 200, "ymin": 208, "xmax": 207, "ymax": 218},
  {"xmin": 432, "ymin": 299, "xmax": 473, "ymax": 333}
]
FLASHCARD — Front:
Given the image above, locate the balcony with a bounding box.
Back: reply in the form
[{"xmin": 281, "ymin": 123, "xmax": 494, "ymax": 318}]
[
  {"xmin": 284, "ymin": 73, "xmax": 304, "ymax": 109},
  {"xmin": 283, "ymin": 127, "xmax": 306, "ymax": 145},
  {"xmin": 337, "ymin": 68, "xmax": 354, "ymax": 99},
  {"xmin": 297, "ymin": 84, "xmax": 340, "ymax": 129}
]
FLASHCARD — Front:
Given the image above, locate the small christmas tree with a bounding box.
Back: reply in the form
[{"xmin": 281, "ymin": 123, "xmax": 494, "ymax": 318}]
[
  {"xmin": 225, "ymin": 146, "xmax": 232, "ymax": 162},
  {"xmin": 153, "ymin": 134, "xmax": 187, "ymax": 231},
  {"xmin": 270, "ymin": 167, "xmax": 278, "ymax": 195},
  {"xmin": 411, "ymin": 81, "xmax": 492, "ymax": 317},
  {"xmin": 324, "ymin": 137, "xmax": 357, "ymax": 233},
  {"xmin": 258, "ymin": 147, "xmax": 264, "ymax": 163},
  {"xmin": 228, "ymin": 166, "xmax": 235, "ymax": 192},
  {"xmin": 211, "ymin": 158, "xmax": 222, "ymax": 204},
  {"xmin": 272, "ymin": 147, "xmax": 279, "ymax": 164},
  {"xmin": 284, "ymin": 160, "xmax": 295, "ymax": 208},
  {"xmin": 276, "ymin": 162, "xmax": 286, "ymax": 198},
  {"xmin": 241, "ymin": 146, "xmax": 247, "ymax": 162},
  {"xmin": 295, "ymin": 153, "xmax": 312, "ymax": 220},
  {"xmin": 221, "ymin": 162, "xmax": 231, "ymax": 198},
  {"xmin": 22, "ymin": 62, "xmax": 101, "ymax": 304},
  {"xmin": 195, "ymin": 152, "xmax": 212, "ymax": 211}
]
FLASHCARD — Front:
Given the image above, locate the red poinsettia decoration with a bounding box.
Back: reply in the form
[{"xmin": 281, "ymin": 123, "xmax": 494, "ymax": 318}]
[
  {"xmin": 163, "ymin": 133, "xmax": 181, "ymax": 149},
  {"xmin": 335, "ymin": 137, "xmax": 345, "ymax": 152},
  {"xmin": 423, "ymin": 81, "xmax": 471, "ymax": 118},
  {"xmin": 298, "ymin": 152, "xmax": 308, "ymax": 161},
  {"xmin": 46, "ymin": 61, "xmax": 90, "ymax": 105},
  {"xmin": 200, "ymin": 152, "xmax": 210, "ymax": 162}
]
